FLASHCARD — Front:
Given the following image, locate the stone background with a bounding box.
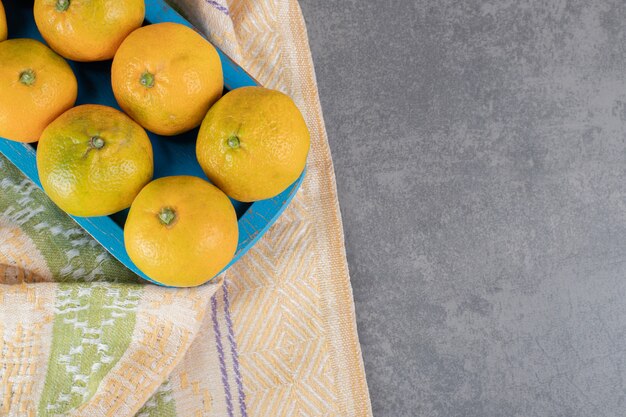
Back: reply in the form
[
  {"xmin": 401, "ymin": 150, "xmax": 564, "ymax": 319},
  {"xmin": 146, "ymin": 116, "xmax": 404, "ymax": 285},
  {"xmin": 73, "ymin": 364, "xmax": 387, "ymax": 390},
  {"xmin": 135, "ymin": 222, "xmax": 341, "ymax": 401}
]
[{"xmin": 299, "ymin": 1, "xmax": 626, "ymax": 416}]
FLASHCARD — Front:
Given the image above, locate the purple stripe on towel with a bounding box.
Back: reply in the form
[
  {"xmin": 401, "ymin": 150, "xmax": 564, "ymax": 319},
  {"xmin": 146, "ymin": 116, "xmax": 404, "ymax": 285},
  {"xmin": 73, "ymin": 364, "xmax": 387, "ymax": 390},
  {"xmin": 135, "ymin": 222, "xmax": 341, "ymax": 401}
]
[
  {"xmin": 223, "ymin": 282, "xmax": 248, "ymax": 417},
  {"xmin": 204, "ymin": 0, "xmax": 230, "ymax": 16},
  {"xmin": 212, "ymin": 294, "xmax": 234, "ymax": 417}
]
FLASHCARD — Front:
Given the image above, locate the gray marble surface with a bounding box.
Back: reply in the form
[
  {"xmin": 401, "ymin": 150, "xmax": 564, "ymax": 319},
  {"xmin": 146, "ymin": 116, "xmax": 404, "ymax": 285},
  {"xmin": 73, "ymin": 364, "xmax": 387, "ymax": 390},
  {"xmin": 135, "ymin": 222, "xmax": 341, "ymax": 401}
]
[{"xmin": 298, "ymin": 1, "xmax": 626, "ymax": 416}]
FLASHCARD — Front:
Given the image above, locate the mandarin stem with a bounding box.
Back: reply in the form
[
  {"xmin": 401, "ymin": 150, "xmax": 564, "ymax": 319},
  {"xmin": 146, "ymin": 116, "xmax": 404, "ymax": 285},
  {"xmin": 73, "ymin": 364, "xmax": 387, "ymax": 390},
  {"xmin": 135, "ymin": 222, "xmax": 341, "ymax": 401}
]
[
  {"xmin": 158, "ymin": 207, "xmax": 176, "ymax": 226},
  {"xmin": 19, "ymin": 69, "xmax": 36, "ymax": 86}
]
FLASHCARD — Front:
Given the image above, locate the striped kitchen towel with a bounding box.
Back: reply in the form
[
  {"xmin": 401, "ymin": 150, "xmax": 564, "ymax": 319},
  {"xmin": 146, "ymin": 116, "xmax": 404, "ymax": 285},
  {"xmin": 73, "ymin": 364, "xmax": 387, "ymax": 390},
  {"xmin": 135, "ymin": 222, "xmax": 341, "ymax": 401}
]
[{"xmin": 0, "ymin": 0, "xmax": 372, "ymax": 415}]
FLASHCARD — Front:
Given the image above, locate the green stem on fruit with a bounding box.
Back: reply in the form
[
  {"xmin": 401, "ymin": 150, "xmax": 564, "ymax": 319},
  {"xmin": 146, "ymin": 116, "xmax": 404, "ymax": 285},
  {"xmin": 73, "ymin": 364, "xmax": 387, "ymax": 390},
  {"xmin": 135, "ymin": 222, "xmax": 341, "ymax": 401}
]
[
  {"xmin": 158, "ymin": 207, "xmax": 176, "ymax": 226},
  {"xmin": 90, "ymin": 136, "xmax": 105, "ymax": 149},
  {"xmin": 19, "ymin": 69, "xmax": 36, "ymax": 86},
  {"xmin": 140, "ymin": 71, "xmax": 155, "ymax": 88},
  {"xmin": 227, "ymin": 135, "xmax": 240, "ymax": 149},
  {"xmin": 56, "ymin": 0, "xmax": 70, "ymax": 12}
]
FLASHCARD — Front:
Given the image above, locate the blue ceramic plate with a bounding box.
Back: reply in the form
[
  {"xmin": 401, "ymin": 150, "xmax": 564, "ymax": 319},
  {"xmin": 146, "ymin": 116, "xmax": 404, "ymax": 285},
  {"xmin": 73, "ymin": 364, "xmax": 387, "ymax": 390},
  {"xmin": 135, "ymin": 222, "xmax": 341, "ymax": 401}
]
[{"xmin": 0, "ymin": 0, "xmax": 305, "ymax": 285}]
